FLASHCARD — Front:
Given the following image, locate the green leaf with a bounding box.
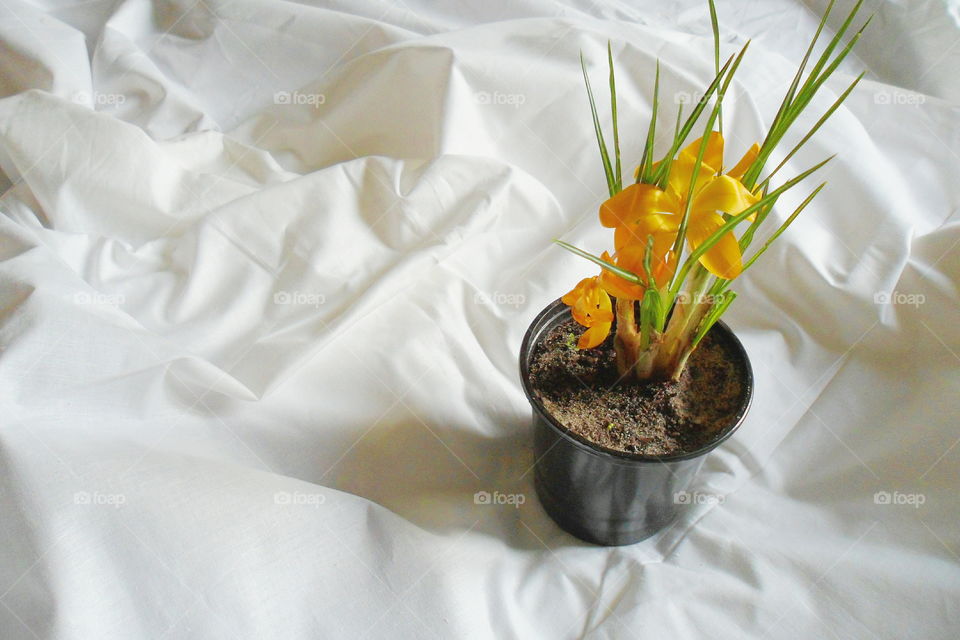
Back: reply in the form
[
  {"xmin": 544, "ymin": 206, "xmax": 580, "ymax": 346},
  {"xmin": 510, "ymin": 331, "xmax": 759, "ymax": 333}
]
[
  {"xmin": 763, "ymin": 0, "xmax": 835, "ymax": 153},
  {"xmin": 553, "ymin": 240, "xmax": 643, "ymax": 283},
  {"xmin": 607, "ymin": 41, "xmax": 622, "ymax": 192},
  {"xmin": 742, "ymin": 0, "xmax": 867, "ymax": 188},
  {"xmin": 651, "ymin": 50, "xmax": 738, "ymax": 188},
  {"xmin": 637, "ymin": 61, "xmax": 661, "ymax": 184},
  {"xmin": 639, "ymin": 287, "xmax": 662, "ymax": 347},
  {"xmin": 581, "ymin": 51, "xmax": 616, "ymax": 196},
  {"xmin": 642, "ymin": 235, "xmax": 656, "ymax": 288},
  {"xmin": 741, "ymin": 182, "xmax": 825, "ymax": 272},
  {"xmin": 737, "ymin": 190, "xmax": 776, "ymax": 252},
  {"xmin": 788, "ymin": 17, "xmax": 871, "ymax": 122},
  {"xmin": 669, "ymin": 40, "xmax": 750, "ymax": 264},
  {"xmin": 759, "ymin": 72, "xmax": 864, "ymax": 189},
  {"xmin": 692, "ymin": 290, "xmax": 736, "ymax": 348},
  {"xmin": 708, "ymin": 0, "xmax": 723, "ymax": 137},
  {"xmin": 800, "ymin": 1, "xmax": 865, "ymax": 100}
]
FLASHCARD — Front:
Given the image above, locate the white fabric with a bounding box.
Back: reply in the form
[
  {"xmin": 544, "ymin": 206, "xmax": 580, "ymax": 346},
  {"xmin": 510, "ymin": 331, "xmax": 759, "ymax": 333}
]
[{"xmin": 1, "ymin": 0, "xmax": 958, "ymax": 638}]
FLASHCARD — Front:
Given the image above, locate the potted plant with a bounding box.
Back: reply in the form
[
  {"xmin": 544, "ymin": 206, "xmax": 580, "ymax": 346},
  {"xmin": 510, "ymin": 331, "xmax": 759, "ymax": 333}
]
[{"xmin": 520, "ymin": 0, "xmax": 868, "ymax": 545}]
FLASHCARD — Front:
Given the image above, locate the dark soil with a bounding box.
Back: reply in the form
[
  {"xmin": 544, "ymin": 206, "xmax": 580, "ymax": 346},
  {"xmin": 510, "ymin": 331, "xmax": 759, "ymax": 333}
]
[{"xmin": 528, "ymin": 318, "xmax": 747, "ymax": 456}]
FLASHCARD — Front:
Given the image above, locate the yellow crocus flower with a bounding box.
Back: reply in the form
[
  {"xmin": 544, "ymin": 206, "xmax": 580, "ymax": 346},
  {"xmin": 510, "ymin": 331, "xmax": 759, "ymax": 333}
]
[{"xmin": 601, "ymin": 133, "xmax": 760, "ymax": 280}]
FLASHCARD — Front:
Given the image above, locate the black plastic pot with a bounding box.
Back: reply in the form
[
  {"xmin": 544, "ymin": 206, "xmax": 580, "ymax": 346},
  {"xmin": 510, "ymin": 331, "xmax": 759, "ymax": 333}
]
[{"xmin": 519, "ymin": 299, "xmax": 753, "ymax": 546}]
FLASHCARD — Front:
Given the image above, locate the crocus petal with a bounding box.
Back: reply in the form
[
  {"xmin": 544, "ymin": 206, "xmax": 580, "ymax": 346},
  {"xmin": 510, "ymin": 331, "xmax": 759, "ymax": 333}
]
[
  {"xmin": 679, "ymin": 132, "xmax": 725, "ymax": 174},
  {"xmin": 561, "ymin": 277, "xmax": 593, "ymax": 307},
  {"xmin": 692, "ymin": 174, "xmax": 759, "ymax": 217},
  {"xmin": 578, "ymin": 322, "xmax": 612, "ymax": 349},
  {"xmin": 652, "ymin": 249, "xmax": 678, "ymax": 289},
  {"xmin": 727, "ymin": 142, "xmax": 760, "ymax": 181},
  {"xmin": 603, "ymin": 236, "xmax": 678, "ymax": 294},
  {"xmin": 667, "ymin": 149, "xmax": 719, "ymax": 202},
  {"xmin": 562, "ymin": 276, "xmax": 613, "ymax": 332},
  {"xmin": 686, "ymin": 211, "xmax": 743, "ymax": 279},
  {"xmin": 599, "ymin": 271, "xmax": 645, "ymax": 300},
  {"xmin": 598, "ymin": 251, "xmax": 646, "ymax": 300},
  {"xmin": 647, "ymin": 234, "xmax": 679, "ymax": 289},
  {"xmin": 599, "ymin": 183, "xmax": 675, "ymax": 228},
  {"xmin": 613, "ymin": 213, "xmax": 680, "ymax": 251}
]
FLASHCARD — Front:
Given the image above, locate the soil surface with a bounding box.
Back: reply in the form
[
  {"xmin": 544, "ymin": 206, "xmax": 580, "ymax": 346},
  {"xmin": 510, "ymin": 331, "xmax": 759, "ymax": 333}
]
[{"xmin": 528, "ymin": 318, "xmax": 747, "ymax": 456}]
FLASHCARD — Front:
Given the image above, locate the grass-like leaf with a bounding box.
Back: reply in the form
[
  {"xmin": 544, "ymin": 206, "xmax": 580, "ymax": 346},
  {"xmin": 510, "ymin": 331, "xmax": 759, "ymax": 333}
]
[
  {"xmin": 741, "ymin": 182, "xmax": 825, "ymax": 272},
  {"xmin": 669, "ymin": 41, "xmax": 750, "ymax": 264},
  {"xmin": 554, "ymin": 240, "xmax": 643, "ymax": 283},
  {"xmin": 708, "ymin": 0, "xmax": 723, "ymax": 137},
  {"xmin": 639, "ymin": 287, "xmax": 661, "ymax": 347},
  {"xmin": 651, "ymin": 51, "xmax": 737, "ymax": 188},
  {"xmin": 637, "ymin": 61, "xmax": 661, "ymax": 184},
  {"xmin": 759, "ymin": 72, "xmax": 864, "ymax": 190},
  {"xmin": 581, "ymin": 51, "xmax": 616, "ymax": 196},
  {"xmin": 691, "ymin": 290, "xmax": 736, "ymax": 348},
  {"xmin": 742, "ymin": 0, "xmax": 866, "ymax": 188},
  {"xmin": 608, "ymin": 42, "xmax": 622, "ymax": 192}
]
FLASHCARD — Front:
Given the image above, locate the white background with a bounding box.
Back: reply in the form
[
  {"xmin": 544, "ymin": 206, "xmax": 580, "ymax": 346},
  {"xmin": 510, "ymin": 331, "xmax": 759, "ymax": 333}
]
[{"xmin": 0, "ymin": 0, "xmax": 958, "ymax": 638}]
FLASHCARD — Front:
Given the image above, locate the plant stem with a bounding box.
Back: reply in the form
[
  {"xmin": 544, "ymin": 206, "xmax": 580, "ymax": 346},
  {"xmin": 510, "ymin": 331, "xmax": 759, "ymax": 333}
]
[
  {"xmin": 614, "ymin": 298, "xmax": 644, "ymax": 378},
  {"xmin": 614, "ymin": 265, "xmax": 717, "ymax": 383}
]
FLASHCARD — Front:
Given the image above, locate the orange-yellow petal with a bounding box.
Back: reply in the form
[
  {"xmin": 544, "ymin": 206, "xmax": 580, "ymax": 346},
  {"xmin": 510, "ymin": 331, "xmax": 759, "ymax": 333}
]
[
  {"xmin": 667, "ymin": 149, "xmax": 718, "ymax": 202},
  {"xmin": 692, "ymin": 174, "xmax": 759, "ymax": 217},
  {"xmin": 601, "ymin": 237, "xmax": 678, "ymax": 295},
  {"xmin": 598, "ymin": 250, "xmax": 646, "ymax": 301},
  {"xmin": 562, "ymin": 276, "xmax": 613, "ymax": 333},
  {"xmin": 561, "ymin": 277, "xmax": 593, "ymax": 307},
  {"xmin": 653, "ymin": 249, "xmax": 678, "ymax": 289},
  {"xmin": 613, "ymin": 212, "xmax": 679, "ymax": 251},
  {"xmin": 727, "ymin": 142, "xmax": 760, "ymax": 181},
  {"xmin": 599, "ymin": 183, "xmax": 676, "ymax": 228},
  {"xmin": 679, "ymin": 132, "xmax": 725, "ymax": 174},
  {"xmin": 578, "ymin": 322, "xmax": 611, "ymax": 349},
  {"xmin": 686, "ymin": 211, "xmax": 743, "ymax": 279}
]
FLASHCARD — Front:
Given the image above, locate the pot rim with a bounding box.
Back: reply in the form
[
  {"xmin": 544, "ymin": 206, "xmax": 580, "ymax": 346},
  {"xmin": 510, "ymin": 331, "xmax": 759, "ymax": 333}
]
[{"xmin": 519, "ymin": 298, "xmax": 754, "ymax": 465}]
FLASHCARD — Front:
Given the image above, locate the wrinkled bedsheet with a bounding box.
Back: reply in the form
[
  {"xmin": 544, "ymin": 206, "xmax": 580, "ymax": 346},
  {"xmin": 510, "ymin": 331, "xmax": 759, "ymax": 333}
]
[{"xmin": 1, "ymin": 0, "xmax": 958, "ymax": 638}]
